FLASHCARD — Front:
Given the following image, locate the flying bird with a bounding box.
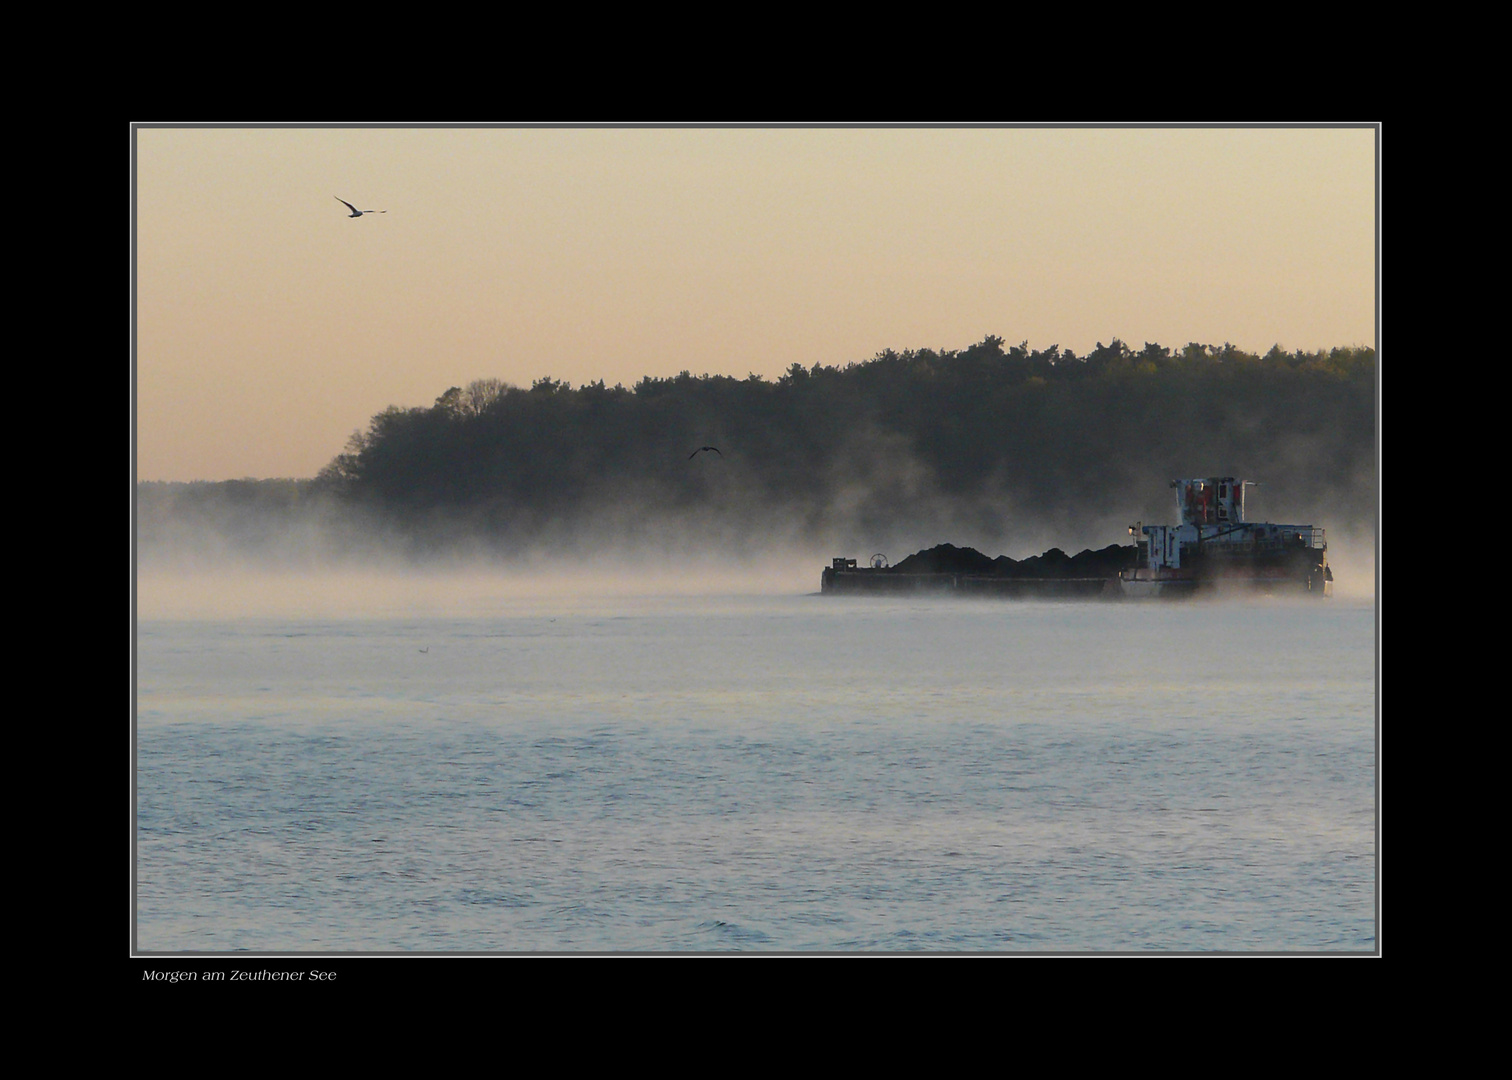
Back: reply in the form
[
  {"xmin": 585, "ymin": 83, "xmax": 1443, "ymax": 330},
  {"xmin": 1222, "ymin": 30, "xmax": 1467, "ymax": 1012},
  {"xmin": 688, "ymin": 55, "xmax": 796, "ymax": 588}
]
[
  {"xmin": 335, "ymin": 196, "xmax": 386, "ymax": 217},
  {"xmin": 688, "ymin": 446, "xmax": 723, "ymax": 459}
]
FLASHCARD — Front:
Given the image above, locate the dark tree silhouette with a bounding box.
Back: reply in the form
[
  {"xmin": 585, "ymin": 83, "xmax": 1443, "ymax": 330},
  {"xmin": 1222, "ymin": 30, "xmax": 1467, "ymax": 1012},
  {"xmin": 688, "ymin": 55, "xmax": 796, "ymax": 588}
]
[{"xmin": 153, "ymin": 337, "xmax": 1376, "ymax": 557}]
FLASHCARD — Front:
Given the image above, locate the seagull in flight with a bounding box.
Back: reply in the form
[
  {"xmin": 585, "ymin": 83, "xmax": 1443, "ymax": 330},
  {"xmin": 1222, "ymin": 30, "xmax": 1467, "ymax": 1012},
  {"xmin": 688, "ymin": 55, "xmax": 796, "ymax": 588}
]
[
  {"xmin": 335, "ymin": 196, "xmax": 386, "ymax": 218},
  {"xmin": 688, "ymin": 446, "xmax": 723, "ymax": 459}
]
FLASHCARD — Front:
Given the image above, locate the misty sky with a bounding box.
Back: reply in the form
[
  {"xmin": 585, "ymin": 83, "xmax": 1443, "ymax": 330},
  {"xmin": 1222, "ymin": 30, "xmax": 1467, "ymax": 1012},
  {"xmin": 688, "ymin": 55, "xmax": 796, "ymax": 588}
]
[{"xmin": 134, "ymin": 126, "xmax": 1377, "ymax": 482}]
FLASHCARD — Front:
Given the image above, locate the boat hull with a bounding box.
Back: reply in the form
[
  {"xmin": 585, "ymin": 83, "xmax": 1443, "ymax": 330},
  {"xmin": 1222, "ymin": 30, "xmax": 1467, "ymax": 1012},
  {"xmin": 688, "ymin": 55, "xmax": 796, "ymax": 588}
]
[{"xmin": 821, "ymin": 569, "xmax": 1114, "ymax": 599}]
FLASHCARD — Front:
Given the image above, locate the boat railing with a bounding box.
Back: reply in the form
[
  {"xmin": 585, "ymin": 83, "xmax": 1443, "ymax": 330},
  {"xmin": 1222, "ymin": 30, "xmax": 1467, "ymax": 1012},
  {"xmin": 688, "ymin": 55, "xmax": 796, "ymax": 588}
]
[{"xmin": 1205, "ymin": 527, "xmax": 1326, "ymax": 553}]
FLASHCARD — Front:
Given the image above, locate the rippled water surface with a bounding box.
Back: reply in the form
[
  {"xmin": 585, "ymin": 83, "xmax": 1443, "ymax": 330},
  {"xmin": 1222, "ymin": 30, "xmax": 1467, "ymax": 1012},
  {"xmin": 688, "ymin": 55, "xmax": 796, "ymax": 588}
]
[{"xmin": 135, "ymin": 593, "xmax": 1376, "ymax": 952}]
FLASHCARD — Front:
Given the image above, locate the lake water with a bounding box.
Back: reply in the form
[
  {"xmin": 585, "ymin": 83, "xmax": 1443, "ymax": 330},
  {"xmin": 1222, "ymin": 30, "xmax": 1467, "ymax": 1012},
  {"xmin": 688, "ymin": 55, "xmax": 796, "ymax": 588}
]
[{"xmin": 135, "ymin": 586, "xmax": 1377, "ymax": 952}]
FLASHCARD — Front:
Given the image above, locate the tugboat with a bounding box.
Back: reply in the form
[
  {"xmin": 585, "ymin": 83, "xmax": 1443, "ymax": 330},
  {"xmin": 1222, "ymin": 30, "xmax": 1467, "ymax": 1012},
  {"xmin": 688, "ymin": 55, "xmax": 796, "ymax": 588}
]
[{"xmin": 1120, "ymin": 478, "xmax": 1332, "ymax": 597}]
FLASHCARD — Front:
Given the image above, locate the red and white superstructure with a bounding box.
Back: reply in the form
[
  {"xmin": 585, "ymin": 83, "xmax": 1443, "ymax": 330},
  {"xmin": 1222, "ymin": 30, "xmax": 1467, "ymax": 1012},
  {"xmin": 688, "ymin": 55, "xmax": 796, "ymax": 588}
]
[{"xmin": 1121, "ymin": 477, "xmax": 1332, "ymax": 597}]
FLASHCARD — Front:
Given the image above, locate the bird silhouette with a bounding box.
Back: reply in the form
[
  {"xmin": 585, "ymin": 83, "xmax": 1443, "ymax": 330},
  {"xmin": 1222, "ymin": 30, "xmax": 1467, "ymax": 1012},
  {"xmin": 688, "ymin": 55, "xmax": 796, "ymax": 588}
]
[
  {"xmin": 335, "ymin": 196, "xmax": 386, "ymax": 218},
  {"xmin": 688, "ymin": 446, "xmax": 723, "ymax": 459}
]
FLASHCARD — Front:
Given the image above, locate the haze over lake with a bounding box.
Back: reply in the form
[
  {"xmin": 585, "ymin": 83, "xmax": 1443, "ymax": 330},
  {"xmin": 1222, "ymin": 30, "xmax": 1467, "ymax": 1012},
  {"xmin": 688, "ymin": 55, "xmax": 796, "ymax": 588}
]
[{"xmin": 136, "ymin": 571, "xmax": 1375, "ymax": 952}]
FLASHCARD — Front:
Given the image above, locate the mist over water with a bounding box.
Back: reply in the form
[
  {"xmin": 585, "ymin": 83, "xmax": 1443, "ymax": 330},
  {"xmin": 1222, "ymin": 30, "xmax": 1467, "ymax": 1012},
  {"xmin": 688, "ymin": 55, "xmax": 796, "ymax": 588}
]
[
  {"xmin": 136, "ymin": 557, "xmax": 826, "ymax": 621},
  {"xmin": 136, "ymin": 544, "xmax": 1376, "ymax": 624},
  {"xmin": 135, "ymin": 473, "xmax": 1376, "ymax": 620},
  {"xmin": 135, "ymin": 431, "xmax": 1377, "ymax": 953},
  {"xmin": 136, "ymin": 521, "xmax": 1376, "ymax": 952}
]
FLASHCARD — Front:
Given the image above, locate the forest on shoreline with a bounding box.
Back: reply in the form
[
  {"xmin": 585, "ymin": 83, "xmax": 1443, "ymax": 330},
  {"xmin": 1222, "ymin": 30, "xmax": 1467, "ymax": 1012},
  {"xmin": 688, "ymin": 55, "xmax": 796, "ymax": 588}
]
[{"xmin": 138, "ymin": 336, "xmax": 1376, "ymax": 562}]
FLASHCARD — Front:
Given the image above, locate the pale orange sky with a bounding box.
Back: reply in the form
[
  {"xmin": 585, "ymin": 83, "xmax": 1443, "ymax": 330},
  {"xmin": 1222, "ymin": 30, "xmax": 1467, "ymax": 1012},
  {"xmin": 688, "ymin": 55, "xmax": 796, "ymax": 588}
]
[{"xmin": 134, "ymin": 126, "xmax": 1377, "ymax": 482}]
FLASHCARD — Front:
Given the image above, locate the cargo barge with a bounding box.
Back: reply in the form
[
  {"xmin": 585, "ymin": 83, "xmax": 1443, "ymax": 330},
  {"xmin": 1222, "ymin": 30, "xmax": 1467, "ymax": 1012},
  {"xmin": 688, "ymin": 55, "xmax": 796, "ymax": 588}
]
[
  {"xmin": 821, "ymin": 545, "xmax": 1131, "ymax": 598},
  {"xmin": 821, "ymin": 477, "xmax": 1331, "ymax": 599}
]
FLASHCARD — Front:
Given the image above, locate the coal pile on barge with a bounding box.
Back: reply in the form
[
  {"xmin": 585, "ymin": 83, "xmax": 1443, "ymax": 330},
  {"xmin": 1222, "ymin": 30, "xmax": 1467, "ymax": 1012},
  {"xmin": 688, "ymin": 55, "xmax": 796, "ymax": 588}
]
[{"xmin": 822, "ymin": 542, "xmax": 1136, "ymax": 598}]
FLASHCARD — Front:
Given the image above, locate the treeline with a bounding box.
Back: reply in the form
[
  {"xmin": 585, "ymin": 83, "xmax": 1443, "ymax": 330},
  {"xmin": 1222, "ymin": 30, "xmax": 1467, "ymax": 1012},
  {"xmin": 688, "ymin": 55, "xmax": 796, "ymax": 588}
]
[
  {"xmin": 141, "ymin": 336, "xmax": 1375, "ymax": 561},
  {"xmin": 314, "ymin": 336, "xmax": 1374, "ymax": 551}
]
